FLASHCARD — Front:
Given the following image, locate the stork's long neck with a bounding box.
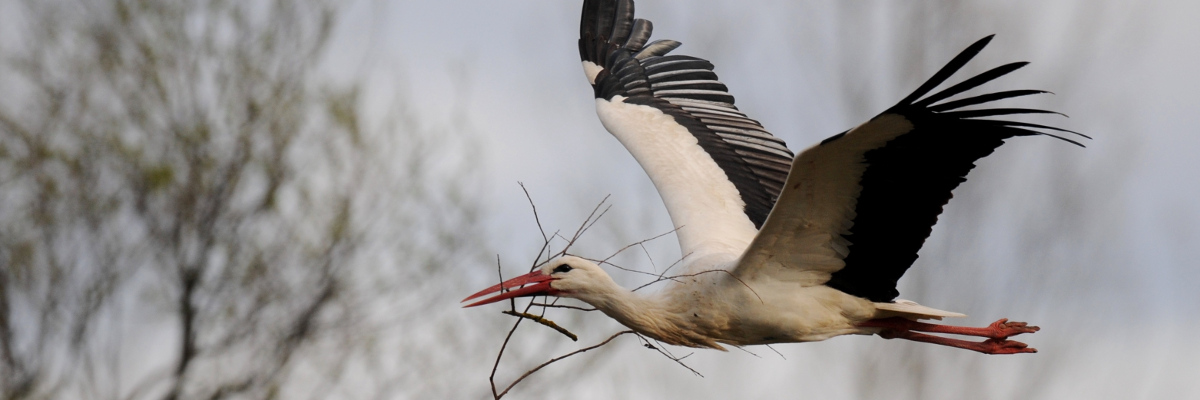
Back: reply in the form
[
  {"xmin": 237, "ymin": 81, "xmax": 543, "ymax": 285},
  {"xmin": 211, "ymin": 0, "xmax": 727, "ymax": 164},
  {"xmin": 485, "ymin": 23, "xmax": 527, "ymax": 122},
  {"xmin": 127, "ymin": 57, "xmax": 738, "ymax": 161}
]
[{"xmin": 581, "ymin": 284, "xmax": 722, "ymax": 349}]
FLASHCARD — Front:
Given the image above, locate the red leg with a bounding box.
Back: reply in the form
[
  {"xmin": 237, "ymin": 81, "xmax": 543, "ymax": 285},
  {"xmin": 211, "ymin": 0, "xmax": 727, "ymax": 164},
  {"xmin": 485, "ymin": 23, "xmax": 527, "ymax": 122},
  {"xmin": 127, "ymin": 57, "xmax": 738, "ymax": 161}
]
[
  {"xmin": 877, "ymin": 329, "xmax": 1037, "ymax": 355},
  {"xmin": 860, "ymin": 317, "xmax": 1039, "ymax": 340}
]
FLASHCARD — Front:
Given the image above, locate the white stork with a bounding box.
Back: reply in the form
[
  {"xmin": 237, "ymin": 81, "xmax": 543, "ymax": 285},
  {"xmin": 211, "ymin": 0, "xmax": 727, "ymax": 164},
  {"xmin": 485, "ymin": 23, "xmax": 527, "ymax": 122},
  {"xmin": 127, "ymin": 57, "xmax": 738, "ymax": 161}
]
[{"xmin": 465, "ymin": 0, "xmax": 1086, "ymax": 354}]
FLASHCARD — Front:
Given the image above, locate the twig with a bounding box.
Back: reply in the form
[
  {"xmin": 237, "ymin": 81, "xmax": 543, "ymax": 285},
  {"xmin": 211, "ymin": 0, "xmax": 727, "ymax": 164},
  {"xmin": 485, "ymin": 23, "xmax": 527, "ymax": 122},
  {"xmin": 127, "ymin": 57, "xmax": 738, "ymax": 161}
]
[
  {"xmin": 518, "ymin": 182, "xmax": 548, "ymax": 247},
  {"xmin": 584, "ymin": 257, "xmax": 666, "ymax": 279},
  {"xmin": 489, "ymin": 256, "xmax": 546, "ymax": 400},
  {"xmin": 518, "ymin": 181, "xmax": 557, "ymax": 269},
  {"xmin": 501, "ymin": 311, "xmax": 578, "ymax": 341},
  {"xmin": 579, "ymin": 204, "xmax": 611, "ymax": 241},
  {"xmin": 765, "ymin": 344, "xmax": 786, "ymax": 360},
  {"xmin": 489, "ymin": 194, "xmax": 623, "ymax": 399},
  {"xmin": 528, "ymin": 230, "xmax": 555, "ymax": 271},
  {"xmin": 599, "ymin": 227, "xmax": 680, "ymax": 265},
  {"xmin": 632, "ymin": 269, "xmax": 763, "ymax": 304},
  {"xmin": 488, "ymin": 303, "xmax": 526, "ymax": 400},
  {"xmin": 497, "ymin": 256, "xmax": 517, "ymax": 311},
  {"xmin": 635, "ymin": 334, "xmax": 703, "ymax": 377},
  {"xmin": 494, "ymin": 331, "xmax": 635, "ymax": 399},
  {"xmin": 656, "ymin": 251, "xmax": 692, "ymax": 280},
  {"xmin": 569, "ymin": 195, "xmax": 611, "ymax": 244},
  {"xmin": 640, "ymin": 242, "xmax": 657, "ymax": 272},
  {"xmin": 546, "ymin": 195, "xmax": 610, "ymax": 260},
  {"xmin": 732, "ymin": 345, "xmax": 760, "ymax": 358},
  {"xmin": 528, "ymin": 230, "xmax": 560, "ymax": 272},
  {"xmin": 487, "ymin": 194, "xmax": 715, "ymax": 399},
  {"xmin": 531, "ymin": 302, "xmax": 597, "ymax": 312},
  {"xmin": 526, "ymin": 194, "xmax": 611, "ymax": 272}
]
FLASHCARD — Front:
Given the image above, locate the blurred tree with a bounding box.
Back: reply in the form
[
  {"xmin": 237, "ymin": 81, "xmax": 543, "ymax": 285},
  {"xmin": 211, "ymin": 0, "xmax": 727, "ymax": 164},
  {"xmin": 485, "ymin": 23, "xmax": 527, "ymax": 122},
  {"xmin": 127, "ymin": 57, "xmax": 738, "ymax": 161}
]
[{"xmin": 0, "ymin": 1, "xmax": 481, "ymax": 399}]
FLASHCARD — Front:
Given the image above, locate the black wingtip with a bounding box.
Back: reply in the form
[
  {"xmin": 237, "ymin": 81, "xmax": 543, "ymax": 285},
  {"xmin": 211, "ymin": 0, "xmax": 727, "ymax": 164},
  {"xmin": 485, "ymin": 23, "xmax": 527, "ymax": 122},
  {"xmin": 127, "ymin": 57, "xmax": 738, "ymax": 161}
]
[
  {"xmin": 913, "ymin": 61, "xmax": 1030, "ymax": 108},
  {"xmin": 941, "ymin": 108, "xmax": 1067, "ymax": 119},
  {"xmin": 580, "ymin": 0, "xmax": 648, "ymax": 64},
  {"xmin": 580, "ymin": 0, "xmax": 599, "ymax": 39},
  {"xmin": 926, "ymin": 90, "xmax": 1049, "ymax": 112},
  {"xmin": 896, "ymin": 35, "xmax": 997, "ymax": 107},
  {"xmin": 988, "ymin": 120, "xmax": 1092, "ymax": 141},
  {"xmin": 581, "ymin": 0, "xmax": 634, "ymax": 42},
  {"xmin": 1053, "ymin": 135, "xmax": 1087, "ymax": 148},
  {"xmin": 1019, "ymin": 129, "xmax": 1087, "ymax": 147},
  {"xmin": 624, "ymin": 18, "xmax": 653, "ymax": 51},
  {"xmin": 594, "ymin": 0, "xmax": 617, "ymax": 43},
  {"xmin": 611, "ymin": 0, "xmax": 636, "ymax": 45},
  {"xmin": 635, "ymin": 39, "xmax": 681, "ymax": 60}
]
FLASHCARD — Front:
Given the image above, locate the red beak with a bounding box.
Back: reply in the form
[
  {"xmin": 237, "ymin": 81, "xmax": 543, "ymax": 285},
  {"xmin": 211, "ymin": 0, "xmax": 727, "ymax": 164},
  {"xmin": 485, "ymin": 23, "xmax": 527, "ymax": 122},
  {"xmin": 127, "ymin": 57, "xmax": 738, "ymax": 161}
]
[{"xmin": 462, "ymin": 270, "xmax": 560, "ymax": 308}]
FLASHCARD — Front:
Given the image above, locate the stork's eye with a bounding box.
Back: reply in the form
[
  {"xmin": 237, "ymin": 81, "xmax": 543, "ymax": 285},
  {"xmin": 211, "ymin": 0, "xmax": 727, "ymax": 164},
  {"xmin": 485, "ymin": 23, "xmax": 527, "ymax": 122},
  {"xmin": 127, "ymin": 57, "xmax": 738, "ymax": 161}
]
[{"xmin": 553, "ymin": 264, "xmax": 573, "ymax": 274}]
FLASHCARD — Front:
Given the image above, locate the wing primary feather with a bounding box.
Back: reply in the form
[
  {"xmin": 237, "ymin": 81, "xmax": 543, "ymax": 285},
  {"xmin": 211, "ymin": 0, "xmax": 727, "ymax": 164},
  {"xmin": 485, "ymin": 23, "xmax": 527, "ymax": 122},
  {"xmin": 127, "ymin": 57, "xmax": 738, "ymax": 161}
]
[
  {"xmin": 666, "ymin": 96, "xmax": 740, "ymax": 109},
  {"xmin": 912, "ymin": 62, "xmax": 1029, "ymax": 108},
  {"xmin": 696, "ymin": 116, "xmax": 767, "ymax": 130},
  {"xmin": 635, "ymin": 40, "xmax": 682, "ymax": 59},
  {"xmin": 941, "ymin": 108, "xmax": 1066, "ymax": 119},
  {"xmin": 624, "ymin": 19, "xmax": 653, "ymax": 51},
  {"xmin": 580, "ymin": 0, "xmax": 600, "ymax": 38},
  {"xmin": 594, "ymin": 0, "xmax": 617, "ymax": 42},
  {"xmin": 1002, "ymin": 127, "xmax": 1086, "ymax": 147},
  {"xmin": 643, "ymin": 57, "xmax": 713, "ymax": 72},
  {"xmin": 895, "ymin": 35, "xmax": 995, "ymax": 107},
  {"xmin": 610, "ymin": 0, "xmax": 636, "ymax": 45},
  {"xmin": 651, "ymin": 80, "xmax": 729, "ymax": 91},
  {"xmin": 648, "ymin": 69, "xmax": 718, "ymax": 81},
  {"xmin": 985, "ymin": 120, "xmax": 1091, "ymax": 140},
  {"xmin": 927, "ymin": 90, "xmax": 1048, "ymax": 112},
  {"xmin": 642, "ymin": 54, "xmax": 708, "ymax": 65}
]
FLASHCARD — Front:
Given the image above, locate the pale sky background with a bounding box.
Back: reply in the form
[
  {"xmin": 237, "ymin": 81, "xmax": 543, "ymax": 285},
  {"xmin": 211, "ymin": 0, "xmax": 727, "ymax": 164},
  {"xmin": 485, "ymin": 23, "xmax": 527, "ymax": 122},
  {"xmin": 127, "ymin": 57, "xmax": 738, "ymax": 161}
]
[{"xmin": 323, "ymin": 1, "xmax": 1199, "ymax": 398}]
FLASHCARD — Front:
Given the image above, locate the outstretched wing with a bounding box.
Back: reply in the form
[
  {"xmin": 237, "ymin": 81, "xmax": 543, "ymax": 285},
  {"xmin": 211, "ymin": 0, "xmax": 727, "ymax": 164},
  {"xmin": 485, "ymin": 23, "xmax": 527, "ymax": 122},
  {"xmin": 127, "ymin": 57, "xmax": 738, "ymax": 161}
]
[
  {"xmin": 734, "ymin": 36, "xmax": 1087, "ymax": 302},
  {"xmin": 579, "ymin": 0, "xmax": 795, "ymax": 261}
]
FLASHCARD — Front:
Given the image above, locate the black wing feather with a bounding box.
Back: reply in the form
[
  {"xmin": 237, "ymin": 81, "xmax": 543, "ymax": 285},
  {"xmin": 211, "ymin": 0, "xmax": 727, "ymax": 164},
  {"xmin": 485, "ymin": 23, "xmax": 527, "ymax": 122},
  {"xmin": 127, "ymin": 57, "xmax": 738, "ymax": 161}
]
[
  {"xmin": 895, "ymin": 35, "xmax": 996, "ymax": 106},
  {"xmin": 610, "ymin": 0, "xmax": 635, "ymax": 45},
  {"xmin": 579, "ymin": 0, "xmax": 794, "ymax": 229},
  {"xmin": 911, "ymin": 62, "xmax": 1029, "ymax": 108},
  {"xmin": 824, "ymin": 37, "xmax": 1086, "ymax": 302},
  {"xmin": 941, "ymin": 108, "xmax": 1066, "ymax": 119},
  {"xmin": 927, "ymin": 90, "xmax": 1048, "ymax": 112},
  {"xmin": 624, "ymin": 19, "xmax": 653, "ymax": 50}
]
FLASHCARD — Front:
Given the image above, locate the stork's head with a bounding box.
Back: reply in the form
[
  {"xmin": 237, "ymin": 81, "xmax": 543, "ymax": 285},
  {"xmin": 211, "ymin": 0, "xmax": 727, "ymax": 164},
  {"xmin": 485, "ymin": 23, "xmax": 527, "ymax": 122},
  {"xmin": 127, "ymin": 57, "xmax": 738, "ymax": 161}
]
[{"xmin": 462, "ymin": 255, "xmax": 615, "ymax": 308}]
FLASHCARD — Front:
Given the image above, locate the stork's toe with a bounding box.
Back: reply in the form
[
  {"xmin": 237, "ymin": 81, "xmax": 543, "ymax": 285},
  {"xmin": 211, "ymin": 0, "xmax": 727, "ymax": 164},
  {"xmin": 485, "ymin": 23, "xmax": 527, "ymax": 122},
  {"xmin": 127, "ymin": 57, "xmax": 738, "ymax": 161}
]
[
  {"xmin": 979, "ymin": 338, "xmax": 1037, "ymax": 354},
  {"xmin": 988, "ymin": 318, "xmax": 1040, "ymax": 339}
]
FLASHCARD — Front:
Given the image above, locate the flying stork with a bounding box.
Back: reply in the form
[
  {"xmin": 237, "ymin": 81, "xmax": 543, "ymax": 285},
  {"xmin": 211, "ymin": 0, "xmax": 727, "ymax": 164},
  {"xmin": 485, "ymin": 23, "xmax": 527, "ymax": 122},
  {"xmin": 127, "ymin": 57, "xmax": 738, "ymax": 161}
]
[{"xmin": 465, "ymin": 0, "xmax": 1086, "ymax": 354}]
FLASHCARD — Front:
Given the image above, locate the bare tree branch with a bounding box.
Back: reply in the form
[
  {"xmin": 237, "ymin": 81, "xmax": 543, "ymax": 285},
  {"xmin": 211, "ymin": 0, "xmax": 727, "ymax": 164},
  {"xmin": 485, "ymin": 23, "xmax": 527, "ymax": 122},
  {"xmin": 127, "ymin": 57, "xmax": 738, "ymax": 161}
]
[
  {"xmin": 500, "ymin": 311, "xmax": 578, "ymax": 341},
  {"xmin": 492, "ymin": 330, "xmax": 635, "ymax": 400},
  {"xmin": 483, "ymin": 194, "xmax": 717, "ymax": 399}
]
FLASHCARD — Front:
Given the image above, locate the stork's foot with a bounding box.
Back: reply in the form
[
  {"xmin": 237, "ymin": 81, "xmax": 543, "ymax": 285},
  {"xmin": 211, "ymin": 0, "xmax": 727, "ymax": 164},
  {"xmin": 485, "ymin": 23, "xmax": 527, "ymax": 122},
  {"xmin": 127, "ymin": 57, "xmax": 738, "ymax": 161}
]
[
  {"xmin": 860, "ymin": 317, "xmax": 1040, "ymax": 355},
  {"xmin": 860, "ymin": 317, "xmax": 1039, "ymax": 340}
]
